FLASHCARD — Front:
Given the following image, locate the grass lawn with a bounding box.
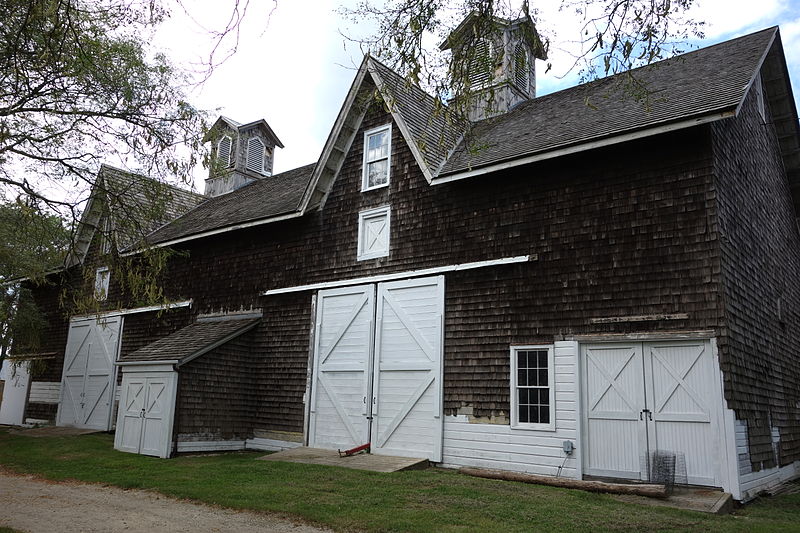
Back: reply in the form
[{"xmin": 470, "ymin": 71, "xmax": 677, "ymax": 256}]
[{"xmin": 0, "ymin": 430, "xmax": 798, "ymax": 532}]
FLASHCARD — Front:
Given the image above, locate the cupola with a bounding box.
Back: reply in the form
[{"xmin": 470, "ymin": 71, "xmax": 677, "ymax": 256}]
[
  {"xmin": 203, "ymin": 116, "xmax": 284, "ymax": 197},
  {"xmin": 441, "ymin": 12, "xmax": 547, "ymax": 122}
]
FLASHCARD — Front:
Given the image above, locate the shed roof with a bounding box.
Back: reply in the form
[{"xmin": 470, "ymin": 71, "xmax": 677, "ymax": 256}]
[{"xmin": 119, "ymin": 317, "xmax": 259, "ymax": 365}]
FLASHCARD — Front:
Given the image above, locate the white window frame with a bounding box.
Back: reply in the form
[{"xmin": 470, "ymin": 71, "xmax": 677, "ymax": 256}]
[
  {"xmin": 361, "ymin": 124, "xmax": 392, "ymax": 192},
  {"xmin": 95, "ymin": 266, "xmax": 110, "ymax": 301},
  {"xmin": 100, "ymin": 214, "xmax": 114, "ymax": 255},
  {"xmin": 246, "ymin": 137, "xmax": 266, "ymax": 174},
  {"xmin": 217, "ymin": 135, "xmax": 233, "ymax": 168},
  {"xmin": 357, "ymin": 205, "xmax": 391, "ymax": 261},
  {"xmin": 754, "ymin": 72, "xmax": 766, "ymax": 122},
  {"xmin": 510, "ymin": 344, "xmax": 556, "ymax": 431}
]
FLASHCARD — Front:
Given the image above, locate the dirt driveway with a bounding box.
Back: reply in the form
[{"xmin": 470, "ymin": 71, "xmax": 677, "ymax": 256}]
[{"xmin": 0, "ymin": 471, "xmax": 331, "ymax": 533}]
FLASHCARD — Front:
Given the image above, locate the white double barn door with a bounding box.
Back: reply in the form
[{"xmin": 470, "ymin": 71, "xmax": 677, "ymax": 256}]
[
  {"xmin": 115, "ymin": 372, "xmax": 177, "ymax": 458},
  {"xmin": 309, "ymin": 276, "xmax": 444, "ymax": 461},
  {"xmin": 57, "ymin": 317, "xmax": 121, "ymax": 430},
  {"xmin": 583, "ymin": 340, "xmax": 723, "ymax": 486}
]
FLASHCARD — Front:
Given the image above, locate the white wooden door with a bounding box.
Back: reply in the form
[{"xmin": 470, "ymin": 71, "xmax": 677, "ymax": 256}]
[
  {"xmin": 114, "ymin": 371, "xmax": 177, "ymax": 458},
  {"xmin": 115, "ymin": 376, "xmax": 146, "ymax": 453},
  {"xmin": 582, "ymin": 340, "xmax": 721, "ymax": 486},
  {"xmin": 57, "ymin": 317, "xmax": 121, "ymax": 430},
  {"xmin": 644, "ymin": 341, "xmax": 719, "ymax": 486},
  {"xmin": 583, "ymin": 343, "xmax": 647, "ymax": 479},
  {"xmin": 0, "ymin": 359, "xmax": 30, "ymax": 425},
  {"xmin": 309, "ymin": 285, "xmax": 375, "ymax": 451},
  {"xmin": 371, "ymin": 277, "xmax": 444, "ymax": 461},
  {"xmin": 308, "ymin": 276, "xmax": 445, "ymax": 461},
  {"xmin": 139, "ymin": 377, "xmax": 173, "ymax": 457}
]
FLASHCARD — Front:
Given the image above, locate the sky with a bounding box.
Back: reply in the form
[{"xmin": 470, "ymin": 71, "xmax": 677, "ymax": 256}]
[{"xmin": 154, "ymin": 0, "xmax": 800, "ymax": 192}]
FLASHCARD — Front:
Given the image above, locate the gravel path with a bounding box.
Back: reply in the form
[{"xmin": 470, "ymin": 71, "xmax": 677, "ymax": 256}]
[{"xmin": 0, "ymin": 471, "xmax": 331, "ymax": 533}]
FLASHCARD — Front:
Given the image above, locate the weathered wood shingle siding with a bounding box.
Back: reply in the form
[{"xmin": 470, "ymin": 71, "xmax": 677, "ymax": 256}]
[
  {"xmin": 21, "ymin": 273, "xmax": 76, "ymax": 422},
  {"xmin": 253, "ymin": 293, "xmax": 312, "ymax": 434},
  {"xmin": 175, "ymin": 330, "xmax": 260, "ymax": 441},
  {"xmin": 712, "ymin": 80, "xmax": 800, "ymax": 470},
  {"xmin": 153, "ymin": 99, "xmax": 723, "ymax": 430}
]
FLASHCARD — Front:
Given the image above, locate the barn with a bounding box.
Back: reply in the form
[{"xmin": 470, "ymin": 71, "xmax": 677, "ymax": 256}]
[{"xmin": 11, "ymin": 18, "xmax": 800, "ymax": 502}]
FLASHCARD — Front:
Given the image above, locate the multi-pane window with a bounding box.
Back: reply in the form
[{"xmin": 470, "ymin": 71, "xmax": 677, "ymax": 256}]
[
  {"xmin": 357, "ymin": 206, "xmax": 390, "ymax": 260},
  {"xmin": 511, "ymin": 345, "xmax": 555, "ymax": 430},
  {"xmin": 95, "ymin": 267, "xmax": 110, "ymax": 301},
  {"xmin": 362, "ymin": 125, "xmax": 391, "ymax": 190},
  {"xmin": 755, "ymin": 73, "xmax": 766, "ymax": 122}
]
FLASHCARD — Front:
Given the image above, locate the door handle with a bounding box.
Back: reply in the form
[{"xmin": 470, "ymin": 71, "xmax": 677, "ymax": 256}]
[{"xmin": 640, "ymin": 408, "xmax": 652, "ymax": 421}]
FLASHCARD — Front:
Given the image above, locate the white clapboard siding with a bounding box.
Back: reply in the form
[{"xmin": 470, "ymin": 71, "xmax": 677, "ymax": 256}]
[
  {"xmin": 28, "ymin": 382, "xmax": 60, "ymax": 404},
  {"xmin": 733, "ymin": 417, "xmax": 799, "ymax": 500},
  {"xmin": 245, "ymin": 438, "xmax": 303, "ymax": 452},
  {"xmin": 441, "ymin": 341, "xmax": 579, "ymax": 478}
]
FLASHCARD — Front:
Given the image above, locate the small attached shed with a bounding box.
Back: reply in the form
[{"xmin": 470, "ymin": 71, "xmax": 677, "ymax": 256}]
[{"xmin": 114, "ymin": 316, "xmax": 260, "ymax": 458}]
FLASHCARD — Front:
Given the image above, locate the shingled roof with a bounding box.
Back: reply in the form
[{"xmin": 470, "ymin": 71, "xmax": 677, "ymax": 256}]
[
  {"xmin": 118, "ymin": 317, "xmax": 260, "ymax": 365},
  {"xmin": 137, "ymin": 26, "xmax": 796, "ymax": 249},
  {"xmin": 438, "ymin": 27, "xmax": 779, "ymax": 177},
  {"xmin": 69, "ymin": 165, "xmax": 205, "ymax": 265},
  {"xmin": 369, "ymin": 59, "xmax": 466, "ymax": 178},
  {"xmin": 146, "ymin": 163, "xmax": 315, "ymax": 246}
]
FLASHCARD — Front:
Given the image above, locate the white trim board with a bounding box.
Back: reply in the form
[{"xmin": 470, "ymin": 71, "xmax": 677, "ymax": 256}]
[
  {"xmin": 261, "ymin": 255, "xmax": 534, "ymax": 296},
  {"xmin": 70, "ymin": 299, "xmax": 193, "ymax": 321}
]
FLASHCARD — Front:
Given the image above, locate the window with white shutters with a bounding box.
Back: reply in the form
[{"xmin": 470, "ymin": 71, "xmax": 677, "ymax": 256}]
[
  {"xmin": 246, "ymin": 137, "xmax": 266, "ymax": 174},
  {"xmin": 362, "ymin": 125, "xmax": 391, "ymax": 191},
  {"xmin": 217, "ymin": 136, "xmax": 233, "ymax": 168}
]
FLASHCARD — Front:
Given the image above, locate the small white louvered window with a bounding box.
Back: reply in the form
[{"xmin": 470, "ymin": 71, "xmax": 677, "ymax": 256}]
[
  {"xmin": 246, "ymin": 137, "xmax": 266, "ymax": 174},
  {"xmin": 217, "ymin": 135, "xmax": 233, "ymax": 168},
  {"xmin": 95, "ymin": 267, "xmax": 110, "ymax": 301},
  {"xmin": 514, "ymin": 43, "xmax": 529, "ymax": 89},
  {"xmin": 469, "ymin": 38, "xmax": 495, "ymax": 88}
]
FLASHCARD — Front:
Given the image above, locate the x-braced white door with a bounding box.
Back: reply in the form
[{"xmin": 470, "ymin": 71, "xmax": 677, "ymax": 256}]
[
  {"xmin": 582, "ymin": 340, "xmax": 723, "ymax": 486},
  {"xmin": 308, "ymin": 276, "xmax": 444, "ymax": 461},
  {"xmin": 115, "ymin": 371, "xmax": 177, "ymax": 458},
  {"xmin": 308, "ymin": 285, "xmax": 374, "ymax": 451},
  {"xmin": 57, "ymin": 317, "xmax": 121, "ymax": 430}
]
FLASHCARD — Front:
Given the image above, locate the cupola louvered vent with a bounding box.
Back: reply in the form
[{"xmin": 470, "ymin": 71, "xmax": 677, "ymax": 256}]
[
  {"xmin": 469, "ymin": 39, "xmax": 495, "ymax": 88},
  {"xmin": 514, "ymin": 43, "xmax": 528, "ymax": 88},
  {"xmin": 246, "ymin": 137, "xmax": 265, "ymax": 174},
  {"xmin": 217, "ymin": 136, "xmax": 233, "ymax": 167}
]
